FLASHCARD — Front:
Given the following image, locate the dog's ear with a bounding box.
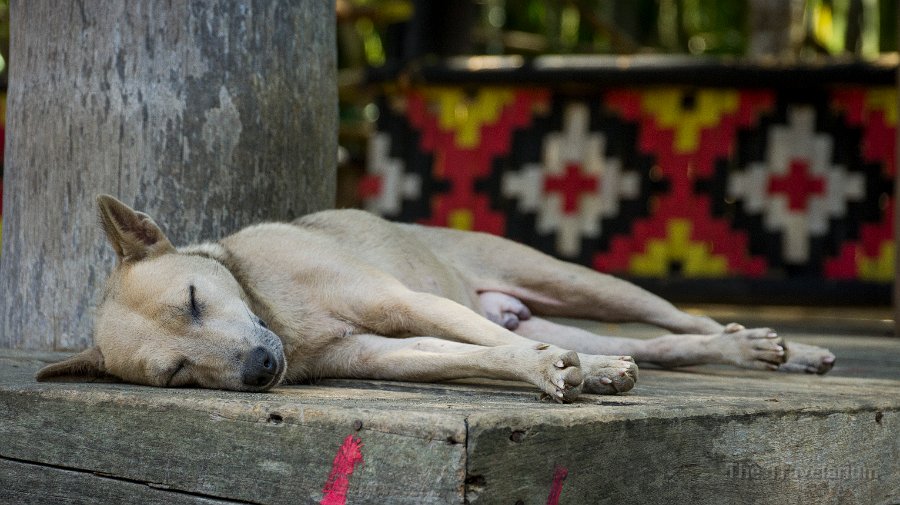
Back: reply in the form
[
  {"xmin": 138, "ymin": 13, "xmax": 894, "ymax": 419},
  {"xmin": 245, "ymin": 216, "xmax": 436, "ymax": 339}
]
[
  {"xmin": 97, "ymin": 195, "xmax": 175, "ymax": 262},
  {"xmin": 35, "ymin": 346, "xmax": 110, "ymax": 382}
]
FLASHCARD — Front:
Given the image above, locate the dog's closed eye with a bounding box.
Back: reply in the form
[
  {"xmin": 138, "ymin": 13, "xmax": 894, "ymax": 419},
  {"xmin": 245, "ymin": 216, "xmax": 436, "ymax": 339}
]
[{"xmin": 188, "ymin": 285, "xmax": 202, "ymax": 323}]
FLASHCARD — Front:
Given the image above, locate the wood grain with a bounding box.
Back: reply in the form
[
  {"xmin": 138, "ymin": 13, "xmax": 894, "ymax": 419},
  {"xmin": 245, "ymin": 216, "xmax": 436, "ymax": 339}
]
[
  {"xmin": 465, "ymin": 409, "xmax": 898, "ymax": 504},
  {"xmin": 0, "ymin": 378, "xmax": 467, "ymax": 504},
  {"xmin": 0, "ymin": 0, "xmax": 337, "ymax": 350},
  {"xmin": 2, "ymin": 345, "xmax": 899, "ymax": 504},
  {"xmin": 0, "ymin": 458, "xmax": 241, "ymax": 504}
]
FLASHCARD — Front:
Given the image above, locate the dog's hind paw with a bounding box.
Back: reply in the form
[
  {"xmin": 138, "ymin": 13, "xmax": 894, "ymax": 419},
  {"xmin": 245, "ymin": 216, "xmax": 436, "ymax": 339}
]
[
  {"xmin": 708, "ymin": 326, "xmax": 788, "ymax": 370},
  {"xmin": 778, "ymin": 342, "xmax": 835, "ymax": 374},
  {"xmin": 579, "ymin": 355, "xmax": 638, "ymax": 395}
]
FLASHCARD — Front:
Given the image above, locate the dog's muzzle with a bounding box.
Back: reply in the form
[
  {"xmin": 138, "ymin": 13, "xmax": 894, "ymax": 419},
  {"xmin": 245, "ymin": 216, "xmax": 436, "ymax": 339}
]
[{"xmin": 241, "ymin": 346, "xmax": 284, "ymax": 390}]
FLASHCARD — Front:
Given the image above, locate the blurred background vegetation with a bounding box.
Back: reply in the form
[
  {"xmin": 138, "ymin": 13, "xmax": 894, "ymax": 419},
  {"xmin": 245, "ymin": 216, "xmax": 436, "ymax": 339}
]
[
  {"xmin": 0, "ymin": 0, "xmax": 894, "ymax": 193},
  {"xmin": 0, "ymin": 0, "xmax": 893, "ymax": 123},
  {"xmin": 337, "ymin": 0, "xmax": 897, "ymax": 66},
  {"xmin": 0, "ymin": 0, "xmax": 894, "ymax": 150},
  {"xmin": 335, "ymin": 0, "xmax": 898, "ymax": 204}
]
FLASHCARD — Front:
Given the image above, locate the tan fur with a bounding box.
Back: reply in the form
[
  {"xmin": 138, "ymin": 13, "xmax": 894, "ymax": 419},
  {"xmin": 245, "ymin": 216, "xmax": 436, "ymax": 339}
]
[{"xmin": 36, "ymin": 196, "xmax": 836, "ymax": 403}]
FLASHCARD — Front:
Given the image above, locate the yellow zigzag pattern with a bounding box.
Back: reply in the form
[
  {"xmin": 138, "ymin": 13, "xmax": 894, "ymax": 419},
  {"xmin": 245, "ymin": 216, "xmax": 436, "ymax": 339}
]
[
  {"xmin": 639, "ymin": 89, "xmax": 740, "ymax": 153},
  {"xmin": 629, "ymin": 219, "xmax": 729, "ymax": 277},
  {"xmin": 429, "ymin": 88, "xmax": 516, "ymax": 149}
]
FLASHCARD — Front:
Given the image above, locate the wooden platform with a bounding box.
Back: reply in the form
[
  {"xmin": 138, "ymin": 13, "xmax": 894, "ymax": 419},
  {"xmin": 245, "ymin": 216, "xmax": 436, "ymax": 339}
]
[{"xmin": 1, "ymin": 328, "xmax": 898, "ymax": 504}]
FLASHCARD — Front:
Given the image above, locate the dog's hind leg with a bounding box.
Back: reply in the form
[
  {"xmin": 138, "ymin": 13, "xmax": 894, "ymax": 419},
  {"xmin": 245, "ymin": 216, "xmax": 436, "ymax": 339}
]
[
  {"xmin": 315, "ymin": 334, "xmax": 584, "ymax": 402},
  {"xmin": 775, "ymin": 342, "xmax": 836, "ymax": 374},
  {"xmin": 411, "ymin": 226, "xmax": 722, "ymax": 334},
  {"xmin": 513, "ymin": 317, "xmax": 790, "ymax": 382},
  {"xmin": 480, "ymin": 292, "xmax": 831, "ymax": 375}
]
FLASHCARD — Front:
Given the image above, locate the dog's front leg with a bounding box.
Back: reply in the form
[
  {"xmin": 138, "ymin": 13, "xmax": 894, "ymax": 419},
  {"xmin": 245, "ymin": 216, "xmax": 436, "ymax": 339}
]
[
  {"xmin": 316, "ymin": 334, "xmax": 584, "ymax": 402},
  {"xmin": 360, "ymin": 288, "xmax": 556, "ymax": 349}
]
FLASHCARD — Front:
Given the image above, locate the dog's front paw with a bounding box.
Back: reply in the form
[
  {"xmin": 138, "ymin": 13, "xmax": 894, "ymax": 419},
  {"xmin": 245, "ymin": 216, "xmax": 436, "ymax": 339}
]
[
  {"xmin": 534, "ymin": 348, "xmax": 583, "ymax": 403},
  {"xmin": 579, "ymin": 355, "xmax": 638, "ymax": 394}
]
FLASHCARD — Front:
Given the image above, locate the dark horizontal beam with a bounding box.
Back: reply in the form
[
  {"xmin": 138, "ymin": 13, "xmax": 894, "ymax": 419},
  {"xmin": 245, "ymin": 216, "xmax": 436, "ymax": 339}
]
[
  {"xmin": 371, "ymin": 55, "xmax": 898, "ymax": 88},
  {"xmin": 630, "ymin": 277, "xmax": 891, "ymax": 308}
]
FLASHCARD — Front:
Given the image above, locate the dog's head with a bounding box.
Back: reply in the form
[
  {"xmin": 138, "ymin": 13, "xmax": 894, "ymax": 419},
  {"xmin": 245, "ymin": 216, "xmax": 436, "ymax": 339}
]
[{"xmin": 35, "ymin": 195, "xmax": 286, "ymax": 392}]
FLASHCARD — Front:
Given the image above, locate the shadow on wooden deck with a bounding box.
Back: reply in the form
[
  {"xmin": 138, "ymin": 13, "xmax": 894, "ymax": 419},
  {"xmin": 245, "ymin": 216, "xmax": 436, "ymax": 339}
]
[{"xmin": 1, "ymin": 317, "xmax": 898, "ymax": 504}]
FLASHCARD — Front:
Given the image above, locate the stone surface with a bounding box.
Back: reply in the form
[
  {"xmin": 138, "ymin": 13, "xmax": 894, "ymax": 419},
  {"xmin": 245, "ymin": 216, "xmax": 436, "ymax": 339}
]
[{"xmin": 1, "ymin": 330, "xmax": 898, "ymax": 504}]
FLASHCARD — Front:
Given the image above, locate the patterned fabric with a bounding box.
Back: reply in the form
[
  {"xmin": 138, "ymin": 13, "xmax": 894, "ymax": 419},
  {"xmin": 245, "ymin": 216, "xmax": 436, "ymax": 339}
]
[{"xmin": 359, "ymin": 86, "xmax": 895, "ymax": 294}]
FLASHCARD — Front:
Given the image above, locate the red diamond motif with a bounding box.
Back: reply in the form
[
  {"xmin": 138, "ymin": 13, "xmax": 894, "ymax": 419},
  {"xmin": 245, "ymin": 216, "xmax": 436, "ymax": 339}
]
[
  {"xmin": 358, "ymin": 174, "xmax": 383, "ymax": 199},
  {"xmin": 543, "ymin": 163, "xmax": 600, "ymax": 214},
  {"xmin": 767, "ymin": 159, "xmax": 826, "ymax": 211}
]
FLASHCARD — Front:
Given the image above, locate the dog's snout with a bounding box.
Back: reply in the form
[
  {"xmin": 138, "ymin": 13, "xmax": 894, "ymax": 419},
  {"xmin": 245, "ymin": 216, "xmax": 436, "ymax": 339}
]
[{"xmin": 242, "ymin": 346, "xmax": 277, "ymax": 388}]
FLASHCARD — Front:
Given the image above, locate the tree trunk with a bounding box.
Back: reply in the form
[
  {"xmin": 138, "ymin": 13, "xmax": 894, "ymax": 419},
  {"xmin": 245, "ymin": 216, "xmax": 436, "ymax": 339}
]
[
  {"xmin": 746, "ymin": 0, "xmax": 797, "ymax": 58},
  {"xmin": 0, "ymin": 0, "xmax": 336, "ymax": 350}
]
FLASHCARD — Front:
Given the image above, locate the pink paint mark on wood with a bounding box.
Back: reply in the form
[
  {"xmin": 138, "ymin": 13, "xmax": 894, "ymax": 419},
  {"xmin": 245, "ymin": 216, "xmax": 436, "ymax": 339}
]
[
  {"xmin": 546, "ymin": 465, "xmax": 569, "ymax": 505},
  {"xmin": 320, "ymin": 434, "xmax": 364, "ymax": 505}
]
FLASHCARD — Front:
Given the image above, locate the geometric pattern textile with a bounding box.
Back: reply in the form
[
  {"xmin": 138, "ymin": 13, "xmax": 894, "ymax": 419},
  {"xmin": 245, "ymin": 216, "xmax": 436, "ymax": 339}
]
[
  {"xmin": 359, "ymin": 86, "xmax": 895, "ymax": 297},
  {"xmin": 1, "ymin": 83, "xmax": 891, "ymax": 301}
]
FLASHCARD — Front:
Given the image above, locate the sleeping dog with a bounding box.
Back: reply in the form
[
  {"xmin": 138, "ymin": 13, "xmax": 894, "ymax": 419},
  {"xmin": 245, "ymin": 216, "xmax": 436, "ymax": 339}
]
[{"xmin": 36, "ymin": 196, "xmax": 835, "ymax": 402}]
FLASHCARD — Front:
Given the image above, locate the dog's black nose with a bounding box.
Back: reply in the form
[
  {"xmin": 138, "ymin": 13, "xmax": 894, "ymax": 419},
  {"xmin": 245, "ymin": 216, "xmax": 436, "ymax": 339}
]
[{"xmin": 242, "ymin": 346, "xmax": 277, "ymax": 387}]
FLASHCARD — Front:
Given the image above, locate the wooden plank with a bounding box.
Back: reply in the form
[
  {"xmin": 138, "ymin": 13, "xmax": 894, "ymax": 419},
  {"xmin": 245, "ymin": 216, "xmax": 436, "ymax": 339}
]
[
  {"xmin": 3, "ymin": 342, "xmax": 899, "ymax": 504},
  {"xmin": 0, "ymin": 360, "xmax": 467, "ymax": 505},
  {"xmin": 465, "ymin": 408, "xmax": 899, "ymax": 504},
  {"xmin": 0, "ymin": 458, "xmax": 239, "ymax": 505},
  {"xmin": 463, "ymin": 370, "xmax": 900, "ymax": 505},
  {"xmin": 0, "ymin": 0, "xmax": 336, "ymax": 350}
]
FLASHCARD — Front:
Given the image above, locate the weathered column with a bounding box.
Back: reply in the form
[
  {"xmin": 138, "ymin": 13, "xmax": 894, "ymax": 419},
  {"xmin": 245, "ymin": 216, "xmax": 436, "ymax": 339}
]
[{"xmin": 0, "ymin": 1, "xmax": 336, "ymax": 350}]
